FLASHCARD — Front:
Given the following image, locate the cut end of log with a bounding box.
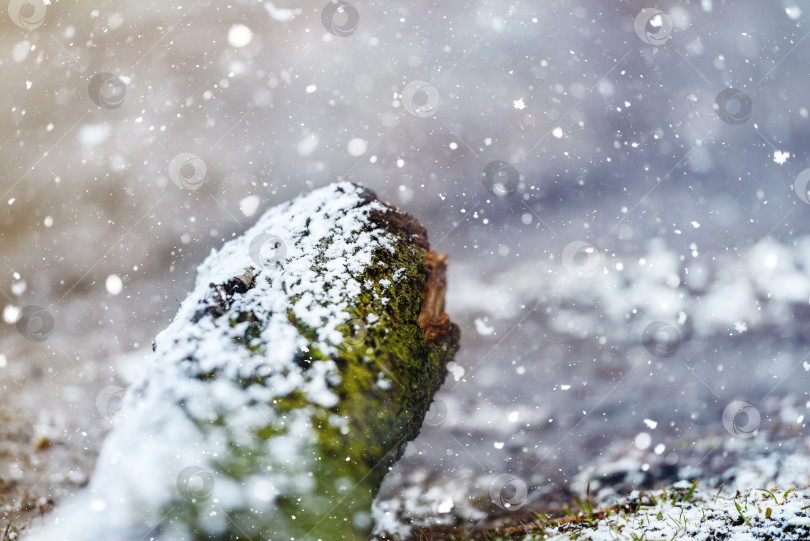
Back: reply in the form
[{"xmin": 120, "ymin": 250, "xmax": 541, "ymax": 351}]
[{"xmin": 419, "ymin": 250, "xmax": 452, "ymax": 342}]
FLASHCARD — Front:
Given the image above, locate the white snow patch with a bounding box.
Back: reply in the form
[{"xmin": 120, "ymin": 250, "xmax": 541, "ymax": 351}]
[
  {"xmin": 452, "ymin": 235, "xmax": 810, "ymax": 340},
  {"xmin": 436, "ymin": 497, "xmax": 454, "ymax": 513}
]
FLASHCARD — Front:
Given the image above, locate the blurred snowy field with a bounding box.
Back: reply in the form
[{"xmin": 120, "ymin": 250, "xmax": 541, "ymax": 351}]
[{"xmin": 2, "ymin": 0, "xmax": 810, "ymax": 536}]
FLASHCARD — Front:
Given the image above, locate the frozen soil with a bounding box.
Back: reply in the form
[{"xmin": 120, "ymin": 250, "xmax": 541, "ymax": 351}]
[
  {"xmin": 0, "ymin": 409, "xmax": 48, "ymax": 539},
  {"xmin": 0, "ymin": 339, "xmax": 110, "ymax": 539}
]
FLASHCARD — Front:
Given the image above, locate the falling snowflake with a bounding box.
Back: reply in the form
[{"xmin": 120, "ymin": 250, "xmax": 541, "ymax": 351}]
[{"xmin": 773, "ymin": 150, "xmax": 790, "ymax": 164}]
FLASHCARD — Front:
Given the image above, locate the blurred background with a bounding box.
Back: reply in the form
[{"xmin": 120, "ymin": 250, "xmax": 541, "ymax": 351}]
[{"xmin": 2, "ymin": 0, "xmax": 810, "ymax": 536}]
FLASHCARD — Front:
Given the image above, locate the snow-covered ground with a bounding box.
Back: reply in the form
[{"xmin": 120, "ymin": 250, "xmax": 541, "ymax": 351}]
[
  {"xmin": 2, "ymin": 0, "xmax": 809, "ymax": 537},
  {"xmin": 536, "ymin": 472, "xmax": 810, "ymax": 541},
  {"xmin": 371, "ymin": 232, "xmax": 810, "ymax": 534}
]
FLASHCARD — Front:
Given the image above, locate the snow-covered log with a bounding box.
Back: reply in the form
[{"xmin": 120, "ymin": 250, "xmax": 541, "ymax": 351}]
[{"xmin": 31, "ymin": 182, "xmax": 459, "ymax": 540}]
